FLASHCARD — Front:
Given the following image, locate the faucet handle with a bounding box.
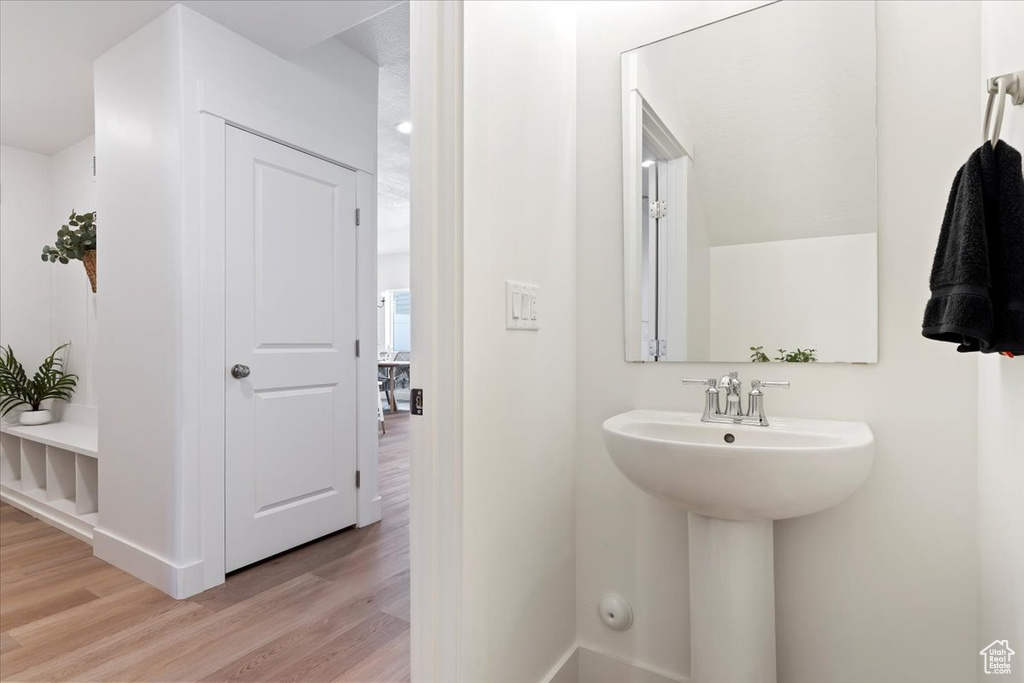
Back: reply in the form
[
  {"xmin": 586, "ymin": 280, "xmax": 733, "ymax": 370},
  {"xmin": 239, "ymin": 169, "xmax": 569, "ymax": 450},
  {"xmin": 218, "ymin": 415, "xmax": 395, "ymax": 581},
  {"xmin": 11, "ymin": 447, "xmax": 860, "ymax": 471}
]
[
  {"xmin": 751, "ymin": 379, "xmax": 790, "ymax": 390},
  {"xmin": 748, "ymin": 380, "xmax": 789, "ymax": 426},
  {"xmin": 684, "ymin": 378, "xmax": 720, "ymax": 420}
]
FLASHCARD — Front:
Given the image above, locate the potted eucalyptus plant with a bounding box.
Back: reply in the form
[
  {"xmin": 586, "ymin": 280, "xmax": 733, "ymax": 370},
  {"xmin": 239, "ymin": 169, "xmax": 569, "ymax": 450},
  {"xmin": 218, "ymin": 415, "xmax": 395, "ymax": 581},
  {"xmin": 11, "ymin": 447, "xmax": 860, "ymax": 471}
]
[
  {"xmin": 42, "ymin": 210, "xmax": 97, "ymax": 292},
  {"xmin": 0, "ymin": 344, "xmax": 78, "ymax": 425}
]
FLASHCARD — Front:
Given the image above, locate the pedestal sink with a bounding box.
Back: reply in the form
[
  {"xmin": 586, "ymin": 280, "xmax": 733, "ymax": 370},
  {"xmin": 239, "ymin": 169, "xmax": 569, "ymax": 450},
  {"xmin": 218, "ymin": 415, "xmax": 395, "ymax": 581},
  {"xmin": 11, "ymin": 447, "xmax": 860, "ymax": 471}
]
[{"xmin": 602, "ymin": 410, "xmax": 874, "ymax": 683}]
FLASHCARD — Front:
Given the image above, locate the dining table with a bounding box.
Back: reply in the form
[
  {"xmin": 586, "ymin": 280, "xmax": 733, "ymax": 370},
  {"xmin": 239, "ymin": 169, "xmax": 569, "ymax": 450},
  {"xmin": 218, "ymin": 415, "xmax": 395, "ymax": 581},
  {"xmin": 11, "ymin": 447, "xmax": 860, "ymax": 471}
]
[{"xmin": 378, "ymin": 360, "xmax": 411, "ymax": 413}]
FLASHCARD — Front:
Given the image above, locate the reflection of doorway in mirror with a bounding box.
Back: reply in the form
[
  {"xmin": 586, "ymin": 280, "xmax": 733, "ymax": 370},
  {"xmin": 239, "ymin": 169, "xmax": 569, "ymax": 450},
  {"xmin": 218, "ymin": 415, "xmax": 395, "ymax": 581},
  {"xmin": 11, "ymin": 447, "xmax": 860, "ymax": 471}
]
[
  {"xmin": 640, "ymin": 153, "xmax": 655, "ymax": 360},
  {"xmin": 379, "ymin": 288, "xmax": 411, "ymax": 407},
  {"xmin": 380, "ymin": 288, "xmax": 411, "ymax": 354},
  {"xmin": 622, "ymin": 45, "xmax": 698, "ymax": 362},
  {"xmin": 637, "ymin": 146, "xmax": 699, "ymax": 363},
  {"xmin": 643, "ymin": 155, "xmax": 697, "ymax": 363}
]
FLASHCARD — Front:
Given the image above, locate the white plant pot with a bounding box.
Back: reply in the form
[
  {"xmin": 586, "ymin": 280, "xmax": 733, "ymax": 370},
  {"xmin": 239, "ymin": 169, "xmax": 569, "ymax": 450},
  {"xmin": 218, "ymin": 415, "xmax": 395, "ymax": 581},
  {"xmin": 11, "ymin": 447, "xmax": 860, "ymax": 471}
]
[{"xmin": 19, "ymin": 409, "xmax": 52, "ymax": 426}]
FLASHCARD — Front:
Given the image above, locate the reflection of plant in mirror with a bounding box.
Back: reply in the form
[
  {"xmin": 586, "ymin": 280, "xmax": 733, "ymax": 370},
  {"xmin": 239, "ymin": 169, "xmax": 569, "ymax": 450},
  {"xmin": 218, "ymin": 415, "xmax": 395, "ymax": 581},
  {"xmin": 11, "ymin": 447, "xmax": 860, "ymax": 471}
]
[
  {"xmin": 750, "ymin": 346, "xmax": 818, "ymax": 362},
  {"xmin": 777, "ymin": 348, "xmax": 817, "ymax": 362}
]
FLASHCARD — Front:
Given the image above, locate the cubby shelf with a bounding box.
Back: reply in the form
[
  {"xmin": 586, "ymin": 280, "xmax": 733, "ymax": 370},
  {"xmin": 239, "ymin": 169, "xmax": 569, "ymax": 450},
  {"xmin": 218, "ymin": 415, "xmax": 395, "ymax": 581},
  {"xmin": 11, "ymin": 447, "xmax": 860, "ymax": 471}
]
[{"xmin": 0, "ymin": 422, "xmax": 99, "ymax": 544}]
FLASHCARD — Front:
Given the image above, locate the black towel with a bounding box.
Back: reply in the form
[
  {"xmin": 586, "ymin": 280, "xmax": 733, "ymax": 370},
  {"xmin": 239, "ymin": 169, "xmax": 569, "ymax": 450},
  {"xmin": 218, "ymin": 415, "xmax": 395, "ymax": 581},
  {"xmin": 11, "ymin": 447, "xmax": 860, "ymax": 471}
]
[{"xmin": 922, "ymin": 140, "xmax": 1024, "ymax": 354}]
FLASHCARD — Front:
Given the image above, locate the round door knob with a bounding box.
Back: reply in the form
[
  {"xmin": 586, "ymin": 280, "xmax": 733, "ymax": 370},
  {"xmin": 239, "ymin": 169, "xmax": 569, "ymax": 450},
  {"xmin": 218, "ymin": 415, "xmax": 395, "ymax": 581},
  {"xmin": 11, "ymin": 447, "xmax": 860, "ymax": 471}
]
[{"xmin": 230, "ymin": 364, "xmax": 250, "ymax": 379}]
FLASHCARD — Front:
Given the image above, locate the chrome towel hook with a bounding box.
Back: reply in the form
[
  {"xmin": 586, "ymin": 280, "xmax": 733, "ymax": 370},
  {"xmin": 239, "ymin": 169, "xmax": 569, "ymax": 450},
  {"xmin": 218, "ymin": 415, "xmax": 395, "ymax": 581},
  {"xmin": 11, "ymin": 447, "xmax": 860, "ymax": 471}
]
[{"xmin": 984, "ymin": 70, "xmax": 1024, "ymax": 148}]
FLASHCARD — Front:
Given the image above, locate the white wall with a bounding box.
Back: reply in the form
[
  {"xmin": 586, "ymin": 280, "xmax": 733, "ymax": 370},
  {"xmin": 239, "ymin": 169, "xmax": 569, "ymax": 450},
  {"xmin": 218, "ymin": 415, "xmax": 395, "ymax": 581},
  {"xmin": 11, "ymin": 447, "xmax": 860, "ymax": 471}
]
[
  {"xmin": 378, "ymin": 250, "xmax": 409, "ymax": 294},
  {"xmin": 977, "ymin": 2, "xmax": 1024, "ymax": 680},
  {"xmin": 576, "ymin": 2, "xmax": 980, "ymax": 681},
  {"xmin": 659, "ymin": 158, "xmax": 689, "ymax": 362},
  {"xmin": 95, "ymin": 4, "xmax": 377, "ymax": 595},
  {"xmin": 685, "ymin": 162, "xmax": 710, "ymax": 362},
  {"xmin": 50, "ymin": 136, "xmax": 97, "ymax": 410},
  {"xmin": 95, "ymin": 7, "xmax": 186, "ymax": 582},
  {"xmin": 0, "ymin": 137, "xmax": 97, "ymax": 420},
  {"xmin": 710, "ymin": 233, "xmax": 877, "ymax": 363},
  {"xmin": 461, "ymin": 2, "xmax": 578, "ymax": 679},
  {"xmin": 0, "ymin": 146, "xmax": 52, "ymax": 376},
  {"xmin": 289, "ymin": 37, "xmax": 379, "ymax": 130}
]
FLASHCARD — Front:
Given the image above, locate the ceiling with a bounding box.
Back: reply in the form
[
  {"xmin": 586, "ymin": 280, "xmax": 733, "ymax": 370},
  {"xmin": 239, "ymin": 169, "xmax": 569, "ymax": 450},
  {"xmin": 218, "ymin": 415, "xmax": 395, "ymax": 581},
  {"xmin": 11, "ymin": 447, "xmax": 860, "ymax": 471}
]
[
  {"xmin": 0, "ymin": 0, "xmax": 400, "ymax": 155},
  {"xmin": 337, "ymin": 4, "xmax": 410, "ymax": 256}
]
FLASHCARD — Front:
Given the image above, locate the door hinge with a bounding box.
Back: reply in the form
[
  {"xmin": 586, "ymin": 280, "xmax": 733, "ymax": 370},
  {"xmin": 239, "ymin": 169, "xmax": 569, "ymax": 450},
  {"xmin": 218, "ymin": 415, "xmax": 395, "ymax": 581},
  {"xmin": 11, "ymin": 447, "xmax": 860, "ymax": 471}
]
[
  {"xmin": 355, "ymin": 208, "xmax": 361, "ymax": 226},
  {"xmin": 355, "ymin": 339, "xmax": 360, "ymax": 357},
  {"xmin": 649, "ymin": 199, "xmax": 667, "ymax": 220},
  {"xmin": 648, "ymin": 339, "xmax": 668, "ymax": 358},
  {"xmin": 410, "ymin": 388, "xmax": 424, "ymax": 416},
  {"xmin": 356, "ymin": 470, "xmax": 361, "ymax": 488}
]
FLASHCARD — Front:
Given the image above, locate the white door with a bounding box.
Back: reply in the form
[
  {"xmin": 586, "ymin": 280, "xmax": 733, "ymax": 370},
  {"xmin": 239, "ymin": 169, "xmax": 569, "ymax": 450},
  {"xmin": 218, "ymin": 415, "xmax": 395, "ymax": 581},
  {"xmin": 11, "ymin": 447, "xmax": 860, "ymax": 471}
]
[{"xmin": 225, "ymin": 126, "xmax": 358, "ymax": 572}]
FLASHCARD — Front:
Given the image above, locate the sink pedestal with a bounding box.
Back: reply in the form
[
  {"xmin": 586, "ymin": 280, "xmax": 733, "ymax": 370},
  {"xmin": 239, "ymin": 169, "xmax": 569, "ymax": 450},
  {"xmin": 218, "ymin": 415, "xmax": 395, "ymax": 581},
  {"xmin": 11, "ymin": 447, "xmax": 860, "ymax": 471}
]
[
  {"xmin": 688, "ymin": 514, "xmax": 776, "ymax": 683},
  {"xmin": 603, "ymin": 410, "xmax": 875, "ymax": 683}
]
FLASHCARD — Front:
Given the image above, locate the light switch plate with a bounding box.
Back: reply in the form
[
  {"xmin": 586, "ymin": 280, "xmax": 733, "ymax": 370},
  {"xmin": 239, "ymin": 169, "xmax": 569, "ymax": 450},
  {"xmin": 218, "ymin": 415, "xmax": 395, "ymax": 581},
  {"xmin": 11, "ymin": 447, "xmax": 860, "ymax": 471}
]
[{"xmin": 506, "ymin": 280, "xmax": 539, "ymax": 330}]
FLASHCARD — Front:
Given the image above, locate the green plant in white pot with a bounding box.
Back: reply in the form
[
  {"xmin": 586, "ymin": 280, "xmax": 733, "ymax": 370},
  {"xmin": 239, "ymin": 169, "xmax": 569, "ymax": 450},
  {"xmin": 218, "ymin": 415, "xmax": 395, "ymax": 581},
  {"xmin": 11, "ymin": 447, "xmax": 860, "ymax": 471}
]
[{"xmin": 0, "ymin": 344, "xmax": 78, "ymax": 425}]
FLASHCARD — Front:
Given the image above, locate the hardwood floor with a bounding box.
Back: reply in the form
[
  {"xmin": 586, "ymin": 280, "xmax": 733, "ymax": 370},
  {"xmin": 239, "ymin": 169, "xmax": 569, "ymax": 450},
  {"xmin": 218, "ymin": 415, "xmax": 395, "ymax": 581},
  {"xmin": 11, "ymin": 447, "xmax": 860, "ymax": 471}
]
[{"xmin": 0, "ymin": 413, "xmax": 411, "ymax": 683}]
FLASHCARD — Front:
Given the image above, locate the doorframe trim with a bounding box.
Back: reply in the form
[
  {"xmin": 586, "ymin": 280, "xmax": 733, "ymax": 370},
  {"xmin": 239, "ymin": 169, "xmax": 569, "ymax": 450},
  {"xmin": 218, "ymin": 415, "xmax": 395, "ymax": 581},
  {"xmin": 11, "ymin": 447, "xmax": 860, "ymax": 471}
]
[
  {"xmin": 197, "ymin": 89, "xmax": 380, "ymax": 592},
  {"xmin": 198, "ymin": 78, "xmax": 374, "ymax": 174},
  {"xmin": 198, "ymin": 112, "xmax": 228, "ymax": 590},
  {"xmin": 409, "ymin": 1, "xmax": 465, "ymax": 678}
]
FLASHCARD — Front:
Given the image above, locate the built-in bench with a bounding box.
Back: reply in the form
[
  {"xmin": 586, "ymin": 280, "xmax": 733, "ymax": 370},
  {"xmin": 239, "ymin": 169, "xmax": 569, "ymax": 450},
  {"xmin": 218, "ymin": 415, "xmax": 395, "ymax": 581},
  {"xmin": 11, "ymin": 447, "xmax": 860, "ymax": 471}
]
[{"xmin": 1, "ymin": 413, "xmax": 99, "ymax": 543}]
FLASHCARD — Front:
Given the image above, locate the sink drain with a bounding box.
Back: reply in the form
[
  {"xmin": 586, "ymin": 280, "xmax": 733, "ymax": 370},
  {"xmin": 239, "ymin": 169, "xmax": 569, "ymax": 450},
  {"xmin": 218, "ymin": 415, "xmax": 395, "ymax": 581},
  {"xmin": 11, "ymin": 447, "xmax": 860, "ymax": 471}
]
[{"xmin": 724, "ymin": 433, "xmax": 736, "ymax": 444}]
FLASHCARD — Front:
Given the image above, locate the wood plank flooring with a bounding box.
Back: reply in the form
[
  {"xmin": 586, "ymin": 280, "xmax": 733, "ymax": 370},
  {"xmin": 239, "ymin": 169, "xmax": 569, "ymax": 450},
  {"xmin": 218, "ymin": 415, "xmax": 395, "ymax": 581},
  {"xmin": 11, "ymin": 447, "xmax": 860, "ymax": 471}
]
[{"xmin": 0, "ymin": 413, "xmax": 411, "ymax": 683}]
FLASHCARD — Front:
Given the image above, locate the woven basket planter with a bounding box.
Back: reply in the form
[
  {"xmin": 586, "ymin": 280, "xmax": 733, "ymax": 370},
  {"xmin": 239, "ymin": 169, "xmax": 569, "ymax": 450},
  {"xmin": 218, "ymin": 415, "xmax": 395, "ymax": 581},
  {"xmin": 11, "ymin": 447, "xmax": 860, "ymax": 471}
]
[{"xmin": 83, "ymin": 249, "xmax": 97, "ymax": 293}]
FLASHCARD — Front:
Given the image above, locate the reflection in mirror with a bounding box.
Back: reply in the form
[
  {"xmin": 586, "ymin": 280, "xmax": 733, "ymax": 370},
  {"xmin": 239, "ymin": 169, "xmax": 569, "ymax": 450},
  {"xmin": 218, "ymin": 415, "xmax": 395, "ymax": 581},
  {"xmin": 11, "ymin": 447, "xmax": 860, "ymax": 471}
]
[
  {"xmin": 378, "ymin": 288, "xmax": 411, "ymax": 355},
  {"xmin": 622, "ymin": 1, "xmax": 877, "ymax": 363}
]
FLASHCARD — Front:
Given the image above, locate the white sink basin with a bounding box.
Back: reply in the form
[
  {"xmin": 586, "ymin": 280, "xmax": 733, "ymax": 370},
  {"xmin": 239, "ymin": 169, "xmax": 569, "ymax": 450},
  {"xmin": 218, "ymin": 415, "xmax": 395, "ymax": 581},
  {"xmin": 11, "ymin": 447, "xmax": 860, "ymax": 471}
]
[{"xmin": 602, "ymin": 410, "xmax": 874, "ymax": 521}]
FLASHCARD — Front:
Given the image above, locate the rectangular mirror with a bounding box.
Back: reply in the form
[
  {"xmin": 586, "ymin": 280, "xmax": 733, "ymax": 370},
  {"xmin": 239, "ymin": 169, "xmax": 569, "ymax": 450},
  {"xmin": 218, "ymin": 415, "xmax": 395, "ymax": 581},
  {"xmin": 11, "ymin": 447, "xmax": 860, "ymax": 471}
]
[{"xmin": 622, "ymin": 1, "xmax": 877, "ymax": 363}]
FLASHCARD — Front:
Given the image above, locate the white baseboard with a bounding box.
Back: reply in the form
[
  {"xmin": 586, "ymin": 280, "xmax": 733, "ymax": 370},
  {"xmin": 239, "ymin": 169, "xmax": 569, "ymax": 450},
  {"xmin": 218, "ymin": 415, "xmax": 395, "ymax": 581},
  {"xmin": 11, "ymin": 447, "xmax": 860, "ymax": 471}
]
[
  {"xmin": 92, "ymin": 526, "xmax": 205, "ymax": 599},
  {"xmin": 0, "ymin": 487, "xmax": 94, "ymax": 543},
  {"xmin": 546, "ymin": 644, "xmax": 689, "ymax": 683},
  {"xmin": 542, "ymin": 644, "xmax": 580, "ymax": 683}
]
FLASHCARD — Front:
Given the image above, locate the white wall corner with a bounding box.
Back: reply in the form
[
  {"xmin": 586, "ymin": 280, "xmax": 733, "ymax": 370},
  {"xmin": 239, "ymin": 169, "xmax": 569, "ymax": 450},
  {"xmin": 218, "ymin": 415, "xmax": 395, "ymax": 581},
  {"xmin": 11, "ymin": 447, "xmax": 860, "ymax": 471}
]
[
  {"xmin": 541, "ymin": 644, "xmax": 580, "ymax": 683},
  {"xmin": 94, "ymin": 0, "xmax": 381, "ymax": 595},
  {"xmin": 92, "ymin": 527, "xmax": 205, "ymax": 599},
  {"xmin": 976, "ymin": 2, "xmax": 1024, "ymax": 675},
  {"xmin": 555, "ymin": 644, "xmax": 691, "ymax": 683}
]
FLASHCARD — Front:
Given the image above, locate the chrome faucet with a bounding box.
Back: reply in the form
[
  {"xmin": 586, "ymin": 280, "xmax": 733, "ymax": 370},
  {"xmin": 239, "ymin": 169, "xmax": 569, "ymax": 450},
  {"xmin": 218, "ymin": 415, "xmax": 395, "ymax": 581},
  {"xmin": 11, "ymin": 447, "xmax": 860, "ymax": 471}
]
[
  {"xmin": 719, "ymin": 371, "xmax": 743, "ymax": 416},
  {"xmin": 682, "ymin": 371, "xmax": 789, "ymax": 427}
]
